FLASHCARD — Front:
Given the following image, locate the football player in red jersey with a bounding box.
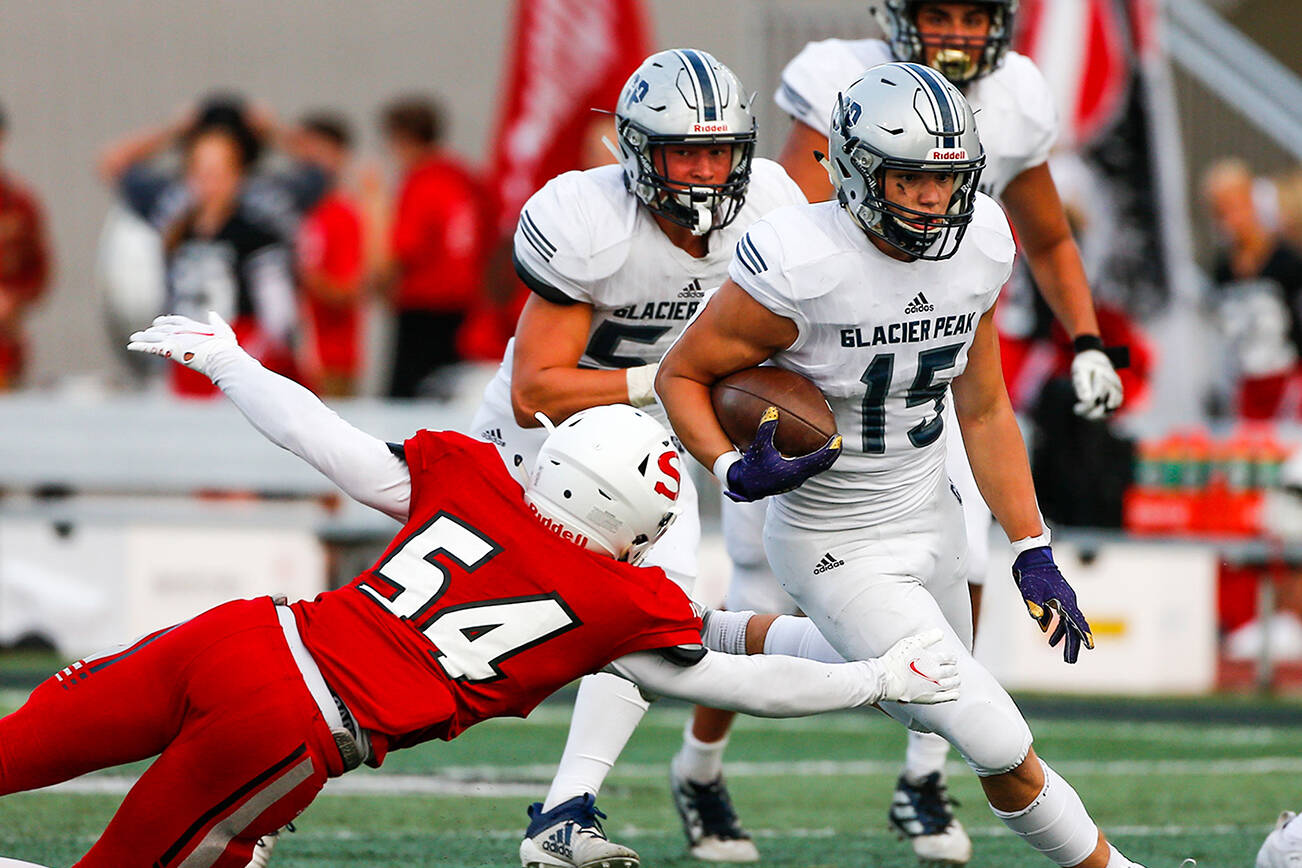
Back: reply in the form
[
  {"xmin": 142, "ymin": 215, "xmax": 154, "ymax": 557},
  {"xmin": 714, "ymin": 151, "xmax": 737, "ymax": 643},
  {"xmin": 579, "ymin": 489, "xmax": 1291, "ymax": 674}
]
[{"xmin": 0, "ymin": 312, "xmax": 960, "ymax": 868}]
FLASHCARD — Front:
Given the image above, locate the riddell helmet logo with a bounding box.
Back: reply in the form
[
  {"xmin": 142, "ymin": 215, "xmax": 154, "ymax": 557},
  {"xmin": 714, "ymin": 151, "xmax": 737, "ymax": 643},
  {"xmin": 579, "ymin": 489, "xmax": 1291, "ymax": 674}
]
[
  {"xmin": 528, "ymin": 502, "xmax": 591, "ymax": 549},
  {"xmin": 691, "ymin": 122, "xmax": 731, "ymax": 133},
  {"xmin": 928, "ymin": 148, "xmax": 968, "ymax": 161}
]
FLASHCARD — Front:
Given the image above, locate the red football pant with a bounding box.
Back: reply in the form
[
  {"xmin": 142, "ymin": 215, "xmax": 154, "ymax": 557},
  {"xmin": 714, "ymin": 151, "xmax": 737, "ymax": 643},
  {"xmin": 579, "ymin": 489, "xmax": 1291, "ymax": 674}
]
[{"xmin": 0, "ymin": 597, "xmax": 345, "ymax": 868}]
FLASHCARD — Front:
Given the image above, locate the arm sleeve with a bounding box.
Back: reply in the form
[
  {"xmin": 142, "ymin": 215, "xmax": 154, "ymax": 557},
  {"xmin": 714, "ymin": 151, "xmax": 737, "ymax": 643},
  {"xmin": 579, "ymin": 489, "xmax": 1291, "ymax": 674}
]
[
  {"xmin": 606, "ymin": 647, "xmax": 884, "ymax": 716},
  {"xmin": 206, "ymin": 348, "xmax": 412, "ymax": 520},
  {"xmin": 762, "ymin": 614, "xmax": 846, "ymax": 663}
]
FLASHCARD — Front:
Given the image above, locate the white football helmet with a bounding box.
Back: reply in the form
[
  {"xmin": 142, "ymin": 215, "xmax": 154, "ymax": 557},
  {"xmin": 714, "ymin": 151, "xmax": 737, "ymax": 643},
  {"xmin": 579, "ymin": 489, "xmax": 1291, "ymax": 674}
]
[
  {"xmin": 871, "ymin": 0, "xmax": 1020, "ymax": 84},
  {"xmin": 525, "ymin": 405, "xmax": 683, "ymax": 565},
  {"xmin": 825, "ymin": 62, "xmax": 984, "ymax": 260},
  {"xmin": 614, "ymin": 48, "xmax": 756, "ymax": 236}
]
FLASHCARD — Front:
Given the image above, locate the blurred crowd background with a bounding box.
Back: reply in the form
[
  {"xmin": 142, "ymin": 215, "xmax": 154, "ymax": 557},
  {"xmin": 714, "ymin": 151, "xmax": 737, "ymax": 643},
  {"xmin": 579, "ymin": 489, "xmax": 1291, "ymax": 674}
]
[{"xmin": 3, "ymin": 0, "xmax": 1302, "ymax": 692}]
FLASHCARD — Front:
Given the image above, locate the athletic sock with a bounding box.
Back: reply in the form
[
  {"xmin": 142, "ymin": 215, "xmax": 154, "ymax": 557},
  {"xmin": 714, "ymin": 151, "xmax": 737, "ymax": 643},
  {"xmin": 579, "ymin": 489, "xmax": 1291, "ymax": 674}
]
[
  {"xmin": 903, "ymin": 729, "xmax": 951, "ymax": 784},
  {"xmin": 541, "ymin": 671, "xmax": 650, "ymax": 812},
  {"xmin": 673, "ymin": 718, "xmax": 730, "ymax": 785},
  {"xmin": 990, "ymin": 759, "xmax": 1101, "ymax": 867}
]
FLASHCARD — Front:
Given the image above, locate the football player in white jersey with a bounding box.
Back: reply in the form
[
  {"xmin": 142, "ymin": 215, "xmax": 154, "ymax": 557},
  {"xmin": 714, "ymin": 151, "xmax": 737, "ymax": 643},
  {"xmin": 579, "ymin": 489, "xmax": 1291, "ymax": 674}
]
[
  {"xmin": 665, "ymin": 3, "xmax": 1126, "ymax": 863},
  {"xmin": 658, "ymin": 63, "xmax": 1154, "ymax": 868},
  {"xmin": 467, "ymin": 49, "xmax": 812, "ymax": 867}
]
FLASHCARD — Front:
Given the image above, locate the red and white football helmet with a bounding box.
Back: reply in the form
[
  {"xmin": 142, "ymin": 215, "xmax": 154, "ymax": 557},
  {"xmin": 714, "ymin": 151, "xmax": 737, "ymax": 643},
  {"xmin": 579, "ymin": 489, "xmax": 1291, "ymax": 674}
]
[{"xmin": 525, "ymin": 405, "xmax": 683, "ymax": 564}]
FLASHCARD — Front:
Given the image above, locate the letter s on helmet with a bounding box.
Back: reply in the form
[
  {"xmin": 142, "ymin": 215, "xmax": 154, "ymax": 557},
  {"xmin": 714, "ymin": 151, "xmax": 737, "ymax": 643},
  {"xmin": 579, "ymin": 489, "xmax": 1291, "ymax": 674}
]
[
  {"xmin": 525, "ymin": 405, "xmax": 682, "ymax": 565},
  {"xmin": 825, "ymin": 62, "xmax": 985, "ymax": 261},
  {"xmin": 613, "ymin": 48, "xmax": 756, "ymax": 236}
]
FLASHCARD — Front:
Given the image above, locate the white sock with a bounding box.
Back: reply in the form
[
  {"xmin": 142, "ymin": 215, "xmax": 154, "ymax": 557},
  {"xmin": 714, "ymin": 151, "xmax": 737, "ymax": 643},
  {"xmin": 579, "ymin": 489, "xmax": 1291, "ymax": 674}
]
[
  {"xmin": 542, "ymin": 671, "xmax": 650, "ymax": 811},
  {"xmin": 673, "ymin": 718, "xmax": 730, "ymax": 785},
  {"xmin": 903, "ymin": 730, "xmax": 951, "ymax": 783},
  {"xmin": 990, "ymin": 759, "xmax": 1100, "ymax": 867}
]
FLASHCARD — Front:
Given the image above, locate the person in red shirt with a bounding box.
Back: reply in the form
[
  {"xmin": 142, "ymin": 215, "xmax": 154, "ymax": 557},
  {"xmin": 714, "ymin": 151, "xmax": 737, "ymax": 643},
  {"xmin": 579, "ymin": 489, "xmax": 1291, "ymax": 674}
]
[
  {"xmin": 292, "ymin": 113, "xmax": 364, "ymax": 397},
  {"xmin": 0, "ymin": 312, "xmax": 958, "ymax": 868},
  {"xmin": 0, "ymin": 103, "xmax": 52, "ymax": 391},
  {"xmin": 374, "ymin": 97, "xmax": 488, "ymax": 398}
]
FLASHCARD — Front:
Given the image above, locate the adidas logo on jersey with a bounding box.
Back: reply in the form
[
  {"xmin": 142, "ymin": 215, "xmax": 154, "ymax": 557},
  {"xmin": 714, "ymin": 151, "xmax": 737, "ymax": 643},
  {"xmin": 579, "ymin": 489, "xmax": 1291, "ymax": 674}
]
[
  {"xmin": 903, "ymin": 292, "xmax": 935, "ymax": 315},
  {"xmin": 540, "ymin": 824, "xmax": 574, "ymax": 859},
  {"xmin": 678, "ymin": 278, "xmax": 706, "ymax": 299},
  {"xmin": 480, "ymin": 428, "xmax": 505, "ymax": 447},
  {"xmin": 813, "ymin": 552, "xmax": 845, "ymax": 574}
]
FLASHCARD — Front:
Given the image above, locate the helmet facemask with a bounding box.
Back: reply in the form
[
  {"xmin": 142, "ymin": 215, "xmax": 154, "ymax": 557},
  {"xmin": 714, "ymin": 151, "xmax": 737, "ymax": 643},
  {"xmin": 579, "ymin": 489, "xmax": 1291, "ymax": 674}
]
[
  {"xmin": 619, "ymin": 119, "xmax": 755, "ymax": 236},
  {"xmin": 873, "ymin": 0, "xmax": 1019, "ymax": 84}
]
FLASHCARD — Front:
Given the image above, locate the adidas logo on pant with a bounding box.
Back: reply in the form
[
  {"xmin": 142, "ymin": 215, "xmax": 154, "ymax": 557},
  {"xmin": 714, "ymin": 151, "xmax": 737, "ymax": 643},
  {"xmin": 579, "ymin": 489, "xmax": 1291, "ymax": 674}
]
[
  {"xmin": 903, "ymin": 292, "xmax": 935, "ymax": 314},
  {"xmin": 813, "ymin": 552, "xmax": 845, "ymax": 574}
]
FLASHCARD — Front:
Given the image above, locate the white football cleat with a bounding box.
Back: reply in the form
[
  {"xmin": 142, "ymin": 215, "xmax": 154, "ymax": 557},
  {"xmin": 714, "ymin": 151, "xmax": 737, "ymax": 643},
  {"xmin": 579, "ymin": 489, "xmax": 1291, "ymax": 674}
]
[
  {"xmin": 1258, "ymin": 810, "xmax": 1302, "ymax": 868},
  {"xmin": 519, "ymin": 794, "xmax": 639, "ymax": 868},
  {"xmin": 888, "ymin": 772, "xmax": 972, "ymax": 865},
  {"xmin": 669, "ymin": 759, "xmax": 759, "ymax": 863}
]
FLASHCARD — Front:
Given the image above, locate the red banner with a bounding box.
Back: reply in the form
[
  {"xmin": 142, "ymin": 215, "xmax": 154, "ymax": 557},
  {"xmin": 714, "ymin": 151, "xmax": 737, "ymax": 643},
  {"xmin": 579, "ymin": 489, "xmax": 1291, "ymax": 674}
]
[{"xmin": 485, "ymin": 0, "xmax": 651, "ymax": 238}]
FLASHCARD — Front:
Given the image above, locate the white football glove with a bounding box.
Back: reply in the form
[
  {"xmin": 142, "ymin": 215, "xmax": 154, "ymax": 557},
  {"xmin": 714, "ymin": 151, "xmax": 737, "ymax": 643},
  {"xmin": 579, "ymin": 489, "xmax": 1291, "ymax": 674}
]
[
  {"xmin": 127, "ymin": 311, "xmax": 239, "ymax": 378},
  {"xmin": 1071, "ymin": 347, "xmax": 1123, "ymax": 421},
  {"xmin": 876, "ymin": 628, "xmax": 960, "ymax": 704}
]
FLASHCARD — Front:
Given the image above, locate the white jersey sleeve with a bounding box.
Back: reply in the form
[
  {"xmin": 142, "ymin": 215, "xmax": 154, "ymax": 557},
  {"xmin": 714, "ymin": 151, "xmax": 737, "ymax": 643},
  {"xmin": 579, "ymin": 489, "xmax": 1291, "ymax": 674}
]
[
  {"xmin": 968, "ymin": 52, "xmax": 1059, "ymax": 195},
  {"xmin": 964, "ymin": 194, "xmax": 1017, "ymax": 310},
  {"xmin": 728, "ymin": 204, "xmax": 844, "ymax": 352},
  {"xmin": 512, "ymin": 166, "xmax": 636, "ymax": 305},
  {"xmin": 775, "ymin": 38, "xmax": 894, "ymax": 136}
]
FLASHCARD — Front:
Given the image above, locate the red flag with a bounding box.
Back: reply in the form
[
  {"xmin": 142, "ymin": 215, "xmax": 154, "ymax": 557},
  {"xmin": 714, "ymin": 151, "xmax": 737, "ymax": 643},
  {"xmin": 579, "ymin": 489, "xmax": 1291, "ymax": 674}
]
[
  {"xmin": 459, "ymin": 0, "xmax": 650, "ymax": 361},
  {"xmin": 1015, "ymin": 0, "xmax": 1132, "ymax": 148},
  {"xmin": 485, "ymin": 0, "xmax": 651, "ymax": 238}
]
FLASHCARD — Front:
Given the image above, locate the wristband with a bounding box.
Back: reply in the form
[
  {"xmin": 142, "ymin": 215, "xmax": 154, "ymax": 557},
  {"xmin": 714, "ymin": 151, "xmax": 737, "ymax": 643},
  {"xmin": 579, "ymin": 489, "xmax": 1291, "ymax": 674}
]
[
  {"xmin": 700, "ymin": 608, "xmax": 755, "ymax": 656},
  {"xmin": 1010, "ymin": 529, "xmax": 1052, "ymax": 556},
  {"xmin": 625, "ymin": 363, "xmax": 659, "ymax": 408},
  {"xmin": 1072, "ymin": 334, "xmax": 1105, "ymax": 354},
  {"xmin": 712, "ymin": 450, "xmax": 742, "ymax": 481}
]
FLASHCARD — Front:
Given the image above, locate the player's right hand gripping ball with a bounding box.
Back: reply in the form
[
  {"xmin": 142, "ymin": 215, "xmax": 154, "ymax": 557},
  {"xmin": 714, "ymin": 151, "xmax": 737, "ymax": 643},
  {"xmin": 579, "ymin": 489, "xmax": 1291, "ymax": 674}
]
[
  {"xmin": 1011, "ymin": 546, "xmax": 1095, "ymax": 664},
  {"xmin": 724, "ymin": 407, "xmax": 841, "ymax": 502}
]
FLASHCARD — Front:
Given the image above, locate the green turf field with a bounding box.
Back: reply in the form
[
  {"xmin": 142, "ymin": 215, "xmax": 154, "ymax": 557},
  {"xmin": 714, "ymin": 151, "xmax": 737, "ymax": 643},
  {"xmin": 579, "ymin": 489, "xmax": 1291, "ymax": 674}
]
[{"xmin": 1, "ymin": 660, "xmax": 1299, "ymax": 868}]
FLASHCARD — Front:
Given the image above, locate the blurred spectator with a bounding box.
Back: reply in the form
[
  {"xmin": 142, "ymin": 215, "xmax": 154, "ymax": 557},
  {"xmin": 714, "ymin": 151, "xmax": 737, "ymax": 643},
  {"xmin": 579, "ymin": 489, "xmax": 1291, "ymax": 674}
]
[
  {"xmin": 98, "ymin": 94, "xmax": 326, "ymax": 396},
  {"xmin": 371, "ymin": 96, "xmax": 488, "ymax": 399},
  {"xmin": 1202, "ymin": 158, "xmax": 1302, "ymax": 420},
  {"xmin": 0, "ymin": 102, "xmax": 52, "ymax": 391},
  {"xmin": 290, "ymin": 113, "xmax": 364, "ymax": 397}
]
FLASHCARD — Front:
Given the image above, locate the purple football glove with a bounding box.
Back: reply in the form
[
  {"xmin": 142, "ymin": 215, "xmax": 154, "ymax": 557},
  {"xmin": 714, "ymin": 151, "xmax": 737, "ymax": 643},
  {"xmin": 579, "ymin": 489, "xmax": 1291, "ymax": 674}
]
[
  {"xmin": 724, "ymin": 407, "xmax": 842, "ymax": 503},
  {"xmin": 1011, "ymin": 546, "xmax": 1095, "ymax": 664}
]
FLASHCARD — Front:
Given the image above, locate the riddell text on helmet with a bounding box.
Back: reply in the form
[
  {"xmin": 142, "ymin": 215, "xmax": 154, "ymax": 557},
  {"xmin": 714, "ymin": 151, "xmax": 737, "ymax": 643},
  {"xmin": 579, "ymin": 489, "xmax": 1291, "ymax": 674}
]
[{"xmin": 528, "ymin": 502, "xmax": 592, "ymax": 549}]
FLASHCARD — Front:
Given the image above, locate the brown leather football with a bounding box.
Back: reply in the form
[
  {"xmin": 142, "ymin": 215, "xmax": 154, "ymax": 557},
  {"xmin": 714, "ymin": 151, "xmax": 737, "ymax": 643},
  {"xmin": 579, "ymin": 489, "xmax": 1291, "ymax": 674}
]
[{"xmin": 711, "ymin": 366, "xmax": 837, "ymax": 456}]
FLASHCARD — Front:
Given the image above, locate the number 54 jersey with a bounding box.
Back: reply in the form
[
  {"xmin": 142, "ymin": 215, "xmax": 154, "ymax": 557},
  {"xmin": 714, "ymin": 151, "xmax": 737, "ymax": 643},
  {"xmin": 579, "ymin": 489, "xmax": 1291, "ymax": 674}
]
[
  {"xmin": 729, "ymin": 196, "xmax": 1014, "ymax": 531},
  {"xmin": 288, "ymin": 430, "xmax": 703, "ymax": 766}
]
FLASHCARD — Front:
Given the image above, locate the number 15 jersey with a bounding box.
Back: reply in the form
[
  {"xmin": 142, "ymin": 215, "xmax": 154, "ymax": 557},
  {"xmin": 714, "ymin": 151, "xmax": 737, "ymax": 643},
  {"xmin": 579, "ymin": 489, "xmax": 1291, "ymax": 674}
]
[
  {"xmin": 729, "ymin": 196, "xmax": 1014, "ymax": 531},
  {"xmin": 289, "ymin": 430, "xmax": 702, "ymax": 765}
]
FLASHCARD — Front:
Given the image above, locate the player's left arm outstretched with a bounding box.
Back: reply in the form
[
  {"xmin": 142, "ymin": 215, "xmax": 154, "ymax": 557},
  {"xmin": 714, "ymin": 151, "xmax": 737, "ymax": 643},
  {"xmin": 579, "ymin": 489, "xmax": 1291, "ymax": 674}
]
[
  {"xmin": 127, "ymin": 312, "xmax": 413, "ymax": 521},
  {"xmin": 950, "ymin": 306, "xmax": 1094, "ymax": 663}
]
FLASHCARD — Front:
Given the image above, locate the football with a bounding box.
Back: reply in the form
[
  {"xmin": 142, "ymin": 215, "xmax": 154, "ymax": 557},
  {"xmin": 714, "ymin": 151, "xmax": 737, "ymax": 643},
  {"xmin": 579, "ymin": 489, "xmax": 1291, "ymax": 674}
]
[{"xmin": 711, "ymin": 367, "xmax": 837, "ymax": 456}]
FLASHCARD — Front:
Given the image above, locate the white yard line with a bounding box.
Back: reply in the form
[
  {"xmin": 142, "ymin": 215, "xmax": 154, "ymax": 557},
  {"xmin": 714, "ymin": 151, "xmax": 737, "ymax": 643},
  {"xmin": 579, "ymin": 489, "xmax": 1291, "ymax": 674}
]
[{"xmin": 43, "ymin": 755, "xmax": 1302, "ymax": 798}]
